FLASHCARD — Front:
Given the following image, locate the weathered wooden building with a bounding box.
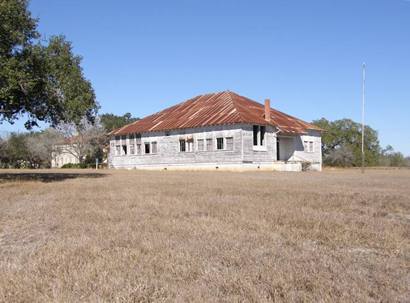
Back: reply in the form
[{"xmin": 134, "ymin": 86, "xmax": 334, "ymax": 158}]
[{"xmin": 109, "ymin": 91, "xmax": 322, "ymax": 171}]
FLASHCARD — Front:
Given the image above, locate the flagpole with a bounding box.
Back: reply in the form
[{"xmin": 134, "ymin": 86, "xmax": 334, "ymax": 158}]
[{"xmin": 361, "ymin": 63, "xmax": 366, "ymax": 174}]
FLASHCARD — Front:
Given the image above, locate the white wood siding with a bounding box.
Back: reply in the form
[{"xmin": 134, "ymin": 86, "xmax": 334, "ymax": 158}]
[{"xmin": 109, "ymin": 125, "xmax": 322, "ymax": 171}]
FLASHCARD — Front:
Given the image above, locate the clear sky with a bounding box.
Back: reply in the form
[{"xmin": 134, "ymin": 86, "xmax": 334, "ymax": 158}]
[{"xmin": 2, "ymin": 0, "xmax": 409, "ymax": 155}]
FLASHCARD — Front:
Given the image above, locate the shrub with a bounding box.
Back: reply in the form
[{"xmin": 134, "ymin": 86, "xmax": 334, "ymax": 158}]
[{"xmin": 61, "ymin": 163, "xmax": 89, "ymax": 169}]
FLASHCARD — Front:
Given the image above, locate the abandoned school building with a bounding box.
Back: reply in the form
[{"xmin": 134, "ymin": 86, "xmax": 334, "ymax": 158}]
[{"xmin": 109, "ymin": 91, "xmax": 322, "ymax": 171}]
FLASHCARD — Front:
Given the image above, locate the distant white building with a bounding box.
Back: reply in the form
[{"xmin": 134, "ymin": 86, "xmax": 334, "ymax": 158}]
[
  {"xmin": 51, "ymin": 144, "xmax": 80, "ymax": 168},
  {"xmin": 109, "ymin": 91, "xmax": 323, "ymax": 171}
]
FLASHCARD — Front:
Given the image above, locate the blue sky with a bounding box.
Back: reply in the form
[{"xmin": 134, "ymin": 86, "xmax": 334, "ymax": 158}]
[{"xmin": 2, "ymin": 0, "xmax": 409, "ymax": 155}]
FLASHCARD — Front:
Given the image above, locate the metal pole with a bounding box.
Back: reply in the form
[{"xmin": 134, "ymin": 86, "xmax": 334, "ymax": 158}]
[{"xmin": 361, "ymin": 63, "xmax": 366, "ymax": 173}]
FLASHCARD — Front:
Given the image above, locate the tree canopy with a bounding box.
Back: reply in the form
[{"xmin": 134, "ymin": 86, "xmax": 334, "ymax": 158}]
[
  {"xmin": 0, "ymin": 129, "xmax": 62, "ymax": 168},
  {"xmin": 312, "ymin": 118, "xmax": 381, "ymax": 167},
  {"xmin": 56, "ymin": 117, "xmax": 106, "ymax": 165},
  {"xmin": 0, "ymin": 0, "xmax": 98, "ymax": 129},
  {"xmin": 100, "ymin": 113, "xmax": 139, "ymax": 132}
]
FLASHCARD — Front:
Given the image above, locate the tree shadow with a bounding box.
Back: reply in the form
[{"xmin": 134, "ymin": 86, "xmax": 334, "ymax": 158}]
[{"xmin": 0, "ymin": 171, "xmax": 107, "ymax": 183}]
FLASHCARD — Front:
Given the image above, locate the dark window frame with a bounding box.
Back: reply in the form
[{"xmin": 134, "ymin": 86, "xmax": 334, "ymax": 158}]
[
  {"xmin": 216, "ymin": 137, "xmax": 224, "ymax": 150},
  {"xmin": 260, "ymin": 126, "xmax": 266, "ymax": 146},
  {"xmin": 253, "ymin": 125, "xmax": 259, "ymax": 146},
  {"xmin": 144, "ymin": 142, "xmax": 150, "ymax": 154},
  {"xmin": 180, "ymin": 139, "xmax": 186, "ymax": 152}
]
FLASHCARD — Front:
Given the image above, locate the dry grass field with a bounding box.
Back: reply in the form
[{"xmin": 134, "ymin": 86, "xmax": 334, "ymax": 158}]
[{"xmin": 0, "ymin": 169, "xmax": 409, "ymax": 302}]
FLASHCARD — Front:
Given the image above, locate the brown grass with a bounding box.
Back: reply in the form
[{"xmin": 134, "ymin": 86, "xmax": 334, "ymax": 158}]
[{"xmin": 0, "ymin": 169, "xmax": 409, "ymax": 302}]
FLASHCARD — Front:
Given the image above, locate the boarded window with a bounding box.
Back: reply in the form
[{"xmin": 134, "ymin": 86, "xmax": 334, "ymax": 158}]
[
  {"xmin": 137, "ymin": 144, "xmax": 141, "ymax": 155},
  {"xmin": 116, "ymin": 145, "xmax": 121, "ymax": 155},
  {"xmin": 226, "ymin": 137, "xmax": 234, "ymax": 150},
  {"xmin": 216, "ymin": 137, "xmax": 224, "ymax": 150},
  {"xmin": 151, "ymin": 142, "xmax": 157, "ymax": 154},
  {"xmin": 180, "ymin": 139, "xmax": 186, "ymax": 152},
  {"xmin": 206, "ymin": 138, "xmax": 213, "ymax": 151},
  {"xmin": 197, "ymin": 139, "xmax": 204, "ymax": 151},
  {"xmin": 309, "ymin": 141, "xmax": 314, "ymax": 153},
  {"xmin": 144, "ymin": 143, "xmax": 150, "ymax": 154},
  {"xmin": 129, "ymin": 144, "xmax": 135, "ymax": 155}
]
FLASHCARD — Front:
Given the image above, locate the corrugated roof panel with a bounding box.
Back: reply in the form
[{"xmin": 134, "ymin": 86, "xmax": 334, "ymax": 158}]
[{"xmin": 111, "ymin": 91, "xmax": 322, "ymax": 136}]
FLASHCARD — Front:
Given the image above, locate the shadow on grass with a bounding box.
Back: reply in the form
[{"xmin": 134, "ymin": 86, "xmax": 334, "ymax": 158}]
[{"xmin": 0, "ymin": 171, "xmax": 107, "ymax": 183}]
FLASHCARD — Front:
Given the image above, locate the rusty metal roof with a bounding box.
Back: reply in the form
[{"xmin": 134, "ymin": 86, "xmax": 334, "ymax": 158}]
[{"xmin": 111, "ymin": 91, "xmax": 321, "ymax": 136}]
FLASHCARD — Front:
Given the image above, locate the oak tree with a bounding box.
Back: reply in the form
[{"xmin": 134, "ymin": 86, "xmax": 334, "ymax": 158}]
[{"xmin": 0, "ymin": 0, "xmax": 98, "ymax": 129}]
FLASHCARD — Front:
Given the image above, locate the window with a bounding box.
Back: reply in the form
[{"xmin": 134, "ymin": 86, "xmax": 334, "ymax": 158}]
[
  {"xmin": 129, "ymin": 144, "xmax": 135, "ymax": 155},
  {"xmin": 121, "ymin": 135, "xmax": 126, "ymax": 140},
  {"xmin": 137, "ymin": 144, "xmax": 141, "ymax": 155},
  {"xmin": 216, "ymin": 137, "xmax": 224, "ymax": 150},
  {"xmin": 226, "ymin": 137, "xmax": 234, "ymax": 150},
  {"xmin": 129, "ymin": 134, "xmax": 135, "ymax": 140},
  {"xmin": 151, "ymin": 142, "xmax": 157, "ymax": 154},
  {"xmin": 206, "ymin": 138, "xmax": 213, "ymax": 151},
  {"xmin": 260, "ymin": 126, "xmax": 265, "ymax": 146},
  {"xmin": 144, "ymin": 142, "xmax": 150, "ymax": 154},
  {"xmin": 253, "ymin": 125, "xmax": 268, "ymax": 151},
  {"xmin": 180, "ymin": 139, "xmax": 186, "ymax": 152},
  {"xmin": 253, "ymin": 125, "xmax": 259, "ymax": 146},
  {"xmin": 253, "ymin": 125, "xmax": 266, "ymax": 146},
  {"xmin": 304, "ymin": 141, "xmax": 314, "ymax": 153},
  {"xmin": 197, "ymin": 139, "xmax": 204, "ymax": 151},
  {"xmin": 187, "ymin": 140, "xmax": 194, "ymax": 152},
  {"xmin": 309, "ymin": 141, "xmax": 314, "ymax": 153},
  {"xmin": 116, "ymin": 145, "xmax": 121, "ymax": 155},
  {"xmin": 122, "ymin": 145, "xmax": 127, "ymax": 155}
]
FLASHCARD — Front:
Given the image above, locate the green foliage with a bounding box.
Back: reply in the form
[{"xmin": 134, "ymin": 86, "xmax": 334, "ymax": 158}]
[
  {"xmin": 100, "ymin": 113, "xmax": 139, "ymax": 132},
  {"xmin": 0, "ymin": 0, "xmax": 98, "ymax": 129},
  {"xmin": 61, "ymin": 163, "xmax": 88, "ymax": 169},
  {"xmin": 0, "ymin": 129, "xmax": 62, "ymax": 168},
  {"xmin": 0, "ymin": 132, "xmax": 31, "ymax": 168},
  {"xmin": 313, "ymin": 118, "xmax": 381, "ymax": 167},
  {"xmin": 379, "ymin": 145, "xmax": 409, "ymax": 167}
]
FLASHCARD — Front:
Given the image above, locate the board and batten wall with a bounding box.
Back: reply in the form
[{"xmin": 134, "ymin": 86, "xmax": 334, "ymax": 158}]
[{"xmin": 109, "ymin": 124, "xmax": 322, "ymax": 171}]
